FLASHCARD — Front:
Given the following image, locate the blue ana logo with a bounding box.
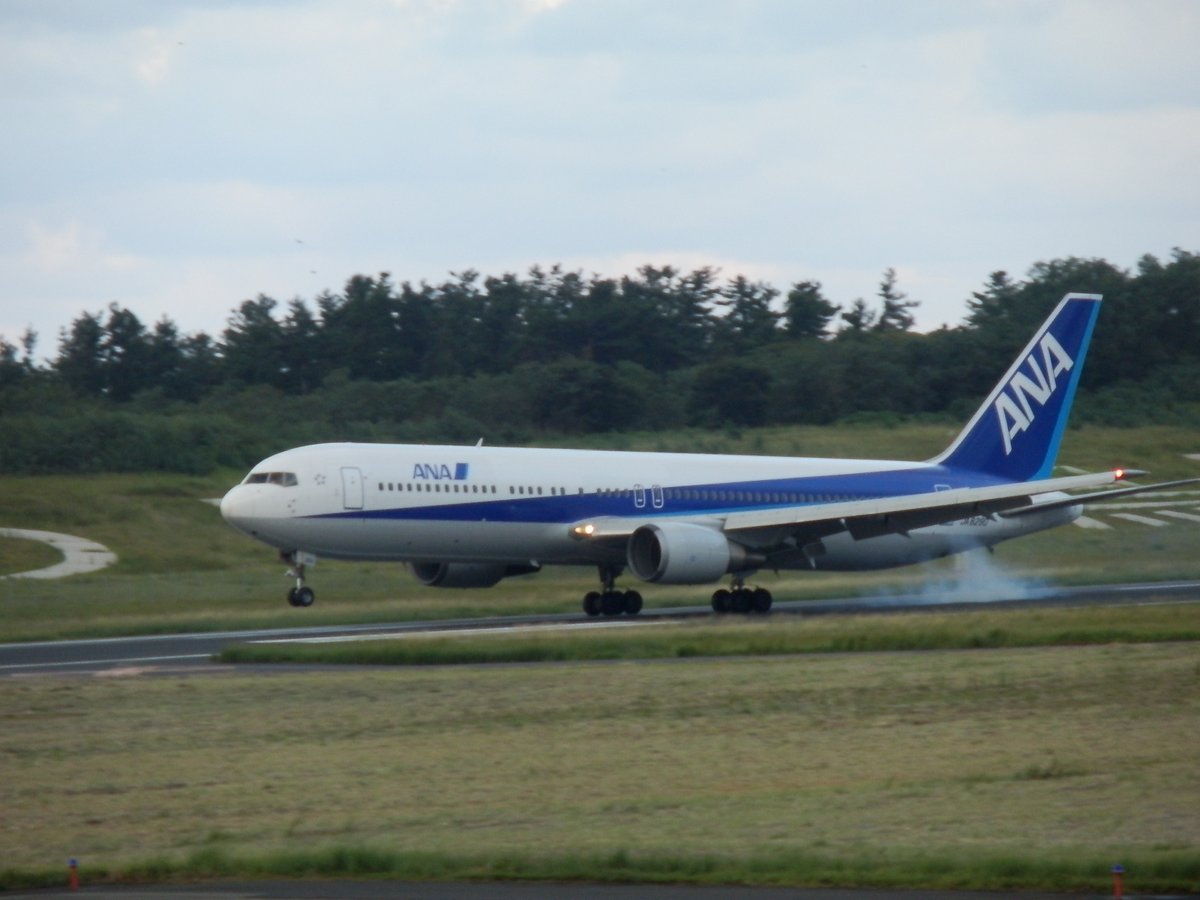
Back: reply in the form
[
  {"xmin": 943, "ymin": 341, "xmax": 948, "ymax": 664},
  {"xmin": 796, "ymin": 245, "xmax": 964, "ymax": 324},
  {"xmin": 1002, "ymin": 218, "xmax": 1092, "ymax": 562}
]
[
  {"xmin": 993, "ymin": 332, "xmax": 1073, "ymax": 455},
  {"xmin": 412, "ymin": 462, "xmax": 469, "ymax": 480}
]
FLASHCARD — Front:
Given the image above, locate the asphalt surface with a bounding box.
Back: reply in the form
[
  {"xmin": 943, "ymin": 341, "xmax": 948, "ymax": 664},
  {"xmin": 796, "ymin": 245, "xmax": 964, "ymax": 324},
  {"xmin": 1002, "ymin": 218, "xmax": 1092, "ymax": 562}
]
[{"xmin": 2, "ymin": 579, "xmax": 1197, "ymax": 678}]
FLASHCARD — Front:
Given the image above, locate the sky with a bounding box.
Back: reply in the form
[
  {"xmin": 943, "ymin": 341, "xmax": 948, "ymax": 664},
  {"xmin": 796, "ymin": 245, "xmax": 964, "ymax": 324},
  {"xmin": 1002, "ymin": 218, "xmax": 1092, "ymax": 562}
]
[{"xmin": 2, "ymin": 0, "xmax": 1199, "ymax": 360}]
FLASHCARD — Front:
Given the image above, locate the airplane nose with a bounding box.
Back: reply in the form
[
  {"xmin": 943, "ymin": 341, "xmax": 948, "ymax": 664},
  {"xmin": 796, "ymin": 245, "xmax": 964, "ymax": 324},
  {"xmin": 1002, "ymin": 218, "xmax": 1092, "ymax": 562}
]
[{"xmin": 219, "ymin": 485, "xmax": 257, "ymax": 531}]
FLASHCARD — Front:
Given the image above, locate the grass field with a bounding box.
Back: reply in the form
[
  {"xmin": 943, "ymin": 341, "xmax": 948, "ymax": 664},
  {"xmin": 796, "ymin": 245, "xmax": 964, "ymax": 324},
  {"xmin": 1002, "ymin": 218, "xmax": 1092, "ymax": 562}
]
[
  {"xmin": 0, "ymin": 534, "xmax": 61, "ymax": 575},
  {"xmin": 2, "ymin": 636, "xmax": 1198, "ymax": 891}
]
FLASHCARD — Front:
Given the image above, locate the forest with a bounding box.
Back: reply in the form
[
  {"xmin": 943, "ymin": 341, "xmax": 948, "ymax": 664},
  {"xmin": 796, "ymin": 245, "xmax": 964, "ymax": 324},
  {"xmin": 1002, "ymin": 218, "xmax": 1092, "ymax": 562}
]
[{"xmin": 1, "ymin": 249, "xmax": 1197, "ymax": 474}]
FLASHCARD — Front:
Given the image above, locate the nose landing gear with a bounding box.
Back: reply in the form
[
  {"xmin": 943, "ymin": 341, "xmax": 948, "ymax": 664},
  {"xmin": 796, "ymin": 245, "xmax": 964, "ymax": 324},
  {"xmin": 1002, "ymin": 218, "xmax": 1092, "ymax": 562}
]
[{"xmin": 283, "ymin": 550, "xmax": 316, "ymax": 607}]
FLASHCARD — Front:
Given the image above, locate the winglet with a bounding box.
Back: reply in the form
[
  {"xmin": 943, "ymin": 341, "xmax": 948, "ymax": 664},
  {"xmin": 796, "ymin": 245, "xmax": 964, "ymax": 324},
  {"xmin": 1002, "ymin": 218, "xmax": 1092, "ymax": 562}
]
[{"xmin": 932, "ymin": 293, "xmax": 1102, "ymax": 482}]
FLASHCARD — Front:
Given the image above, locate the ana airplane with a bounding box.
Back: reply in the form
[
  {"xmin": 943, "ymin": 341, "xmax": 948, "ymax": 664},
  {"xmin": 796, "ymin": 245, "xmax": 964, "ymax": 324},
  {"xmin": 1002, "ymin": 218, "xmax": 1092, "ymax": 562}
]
[{"xmin": 220, "ymin": 292, "xmax": 1194, "ymax": 616}]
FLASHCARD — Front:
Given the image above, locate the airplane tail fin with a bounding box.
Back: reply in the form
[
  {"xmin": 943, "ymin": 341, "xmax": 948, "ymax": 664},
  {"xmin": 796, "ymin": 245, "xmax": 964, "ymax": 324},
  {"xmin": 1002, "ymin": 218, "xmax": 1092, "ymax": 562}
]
[{"xmin": 932, "ymin": 293, "xmax": 1102, "ymax": 482}]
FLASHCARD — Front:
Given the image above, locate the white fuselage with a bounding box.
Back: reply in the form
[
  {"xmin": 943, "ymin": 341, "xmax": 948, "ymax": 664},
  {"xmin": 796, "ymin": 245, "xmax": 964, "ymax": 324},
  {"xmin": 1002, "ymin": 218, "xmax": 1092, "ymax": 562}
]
[{"xmin": 219, "ymin": 442, "xmax": 1079, "ymax": 574}]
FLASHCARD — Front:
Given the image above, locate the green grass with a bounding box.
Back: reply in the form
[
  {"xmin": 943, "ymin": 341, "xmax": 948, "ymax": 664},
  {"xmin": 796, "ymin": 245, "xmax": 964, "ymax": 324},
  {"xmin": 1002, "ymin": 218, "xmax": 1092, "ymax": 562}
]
[
  {"xmin": 0, "ymin": 535, "xmax": 62, "ymax": 577},
  {"xmin": 2, "ymin": 640, "xmax": 1199, "ymax": 892},
  {"xmin": 0, "ymin": 424, "xmax": 1196, "ymax": 643},
  {"xmin": 218, "ymin": 600, "xmax": 1200, "ymax": 666}
]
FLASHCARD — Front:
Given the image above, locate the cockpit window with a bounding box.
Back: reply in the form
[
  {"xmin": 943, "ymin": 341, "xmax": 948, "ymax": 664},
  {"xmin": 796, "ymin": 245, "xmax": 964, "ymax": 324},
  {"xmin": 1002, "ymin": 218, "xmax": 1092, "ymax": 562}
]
[{"xmin": 244, "ymin": 471, "xmax": 298, "ymax": 487}]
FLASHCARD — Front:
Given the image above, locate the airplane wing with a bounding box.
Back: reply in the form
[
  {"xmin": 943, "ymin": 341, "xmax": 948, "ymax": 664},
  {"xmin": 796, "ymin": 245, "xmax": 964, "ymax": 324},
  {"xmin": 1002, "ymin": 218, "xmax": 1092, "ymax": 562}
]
[
  {"xmin": 998, "ymin": 476, "xmax": 1200, "ymax": 519},
  {"xmin": 569, "ymin": 471, "xmax": 1199, "ymax": 548}
]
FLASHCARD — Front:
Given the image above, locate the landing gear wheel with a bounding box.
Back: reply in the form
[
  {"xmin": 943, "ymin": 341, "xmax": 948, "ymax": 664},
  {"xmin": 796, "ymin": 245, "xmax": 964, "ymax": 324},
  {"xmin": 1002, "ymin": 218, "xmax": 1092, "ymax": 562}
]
[
  {"xmin": 751, "ymin": 587, "xmax": 773, "ymax": 614},
  {"xmin": 601, "ymin": 591, "xmax": 624, "ymax": 617},
  {"xmin": 583, "ymin": 591, "xmax": 602, "ymax": 617},
  {"xmin": 283, "ymin": 552, "xmax": 316, "ymax": 608},
  {"xmin": 731, "ymin": 589, "xmax": 752, "ymax": 614},
  {"xmin": 711, "ymin": 589, "xmax": 731, "ymax": 614},
  {"xmin": 622, "ymin": 590, "xmax": 643, "ymax": 616}
]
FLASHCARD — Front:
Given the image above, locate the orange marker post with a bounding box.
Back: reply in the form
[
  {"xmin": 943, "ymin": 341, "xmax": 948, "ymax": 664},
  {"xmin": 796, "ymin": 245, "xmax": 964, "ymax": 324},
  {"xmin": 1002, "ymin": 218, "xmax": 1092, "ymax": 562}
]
[
  {"xmin": 1111, "ymin": 863, "xmax": 1124, "ymax": 899},
  {"xmin": 68, "ymin": 858, "xmax": 79, "ymax": 891}
]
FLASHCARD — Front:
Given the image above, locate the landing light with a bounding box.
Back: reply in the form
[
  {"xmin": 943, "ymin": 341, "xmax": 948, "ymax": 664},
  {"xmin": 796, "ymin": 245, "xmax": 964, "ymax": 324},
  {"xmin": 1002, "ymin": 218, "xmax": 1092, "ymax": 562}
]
[{"xmin": 571, "ymin": 523, "xmax": 597, "ymax": 539}]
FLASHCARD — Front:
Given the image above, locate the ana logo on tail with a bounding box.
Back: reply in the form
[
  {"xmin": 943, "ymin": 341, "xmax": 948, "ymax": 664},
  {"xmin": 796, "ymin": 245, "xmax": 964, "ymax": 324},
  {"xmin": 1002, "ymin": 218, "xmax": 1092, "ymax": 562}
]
[{"xmin": 993, "ymin": 332, "xmax": 1074, "ymax": 455}]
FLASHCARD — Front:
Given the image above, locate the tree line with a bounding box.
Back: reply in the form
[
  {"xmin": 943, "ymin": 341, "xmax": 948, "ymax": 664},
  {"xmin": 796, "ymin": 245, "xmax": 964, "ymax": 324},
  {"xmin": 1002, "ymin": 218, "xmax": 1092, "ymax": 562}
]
[{"xmin": 1, "ymin": 250, "xmax": 1197, "ymax": 474}]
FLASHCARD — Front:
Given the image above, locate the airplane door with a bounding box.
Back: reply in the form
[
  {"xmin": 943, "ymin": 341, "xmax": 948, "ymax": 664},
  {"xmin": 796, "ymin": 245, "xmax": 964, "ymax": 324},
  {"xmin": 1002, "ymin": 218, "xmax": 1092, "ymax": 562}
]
[{"xmin": 341, "ymin": 467, "xmax": 364, "ymax": 510}]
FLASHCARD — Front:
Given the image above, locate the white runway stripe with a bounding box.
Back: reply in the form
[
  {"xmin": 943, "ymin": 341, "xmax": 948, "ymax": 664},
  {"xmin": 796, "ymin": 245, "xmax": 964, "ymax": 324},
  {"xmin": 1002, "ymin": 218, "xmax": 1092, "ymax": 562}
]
[
  {"xmin": 1093, "ymin": 499, "xmax": 1200, "ymax": 510},
  {"xmin": 1156, "ymin": 509, "xmax": 1200, "ymax": 524},
  {"xmin": 1110, "ymin": 512, "xmax": 1170, "ymax": 527},
  {"xmin": 252, "ymin": 619, "xmax": 678, "ymax": 646},
  {"xmin": 1072, "ymin": 516, "xmax": 1112, "ymax": 529}
]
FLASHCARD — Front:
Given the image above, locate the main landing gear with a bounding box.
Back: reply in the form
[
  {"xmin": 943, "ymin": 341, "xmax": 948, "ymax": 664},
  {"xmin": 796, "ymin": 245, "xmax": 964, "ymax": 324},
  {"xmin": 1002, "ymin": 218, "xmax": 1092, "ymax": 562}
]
[
  {"xmin": 583, "ymin": 565, "xmax": 643, "ymax": 617},
  {"xmin": 283, "ymin": 550, "xmax": 315, "ymax": 608},
  {"xmin": 711, "ymin": 577, "xmax": 772, "ymax": 615}
]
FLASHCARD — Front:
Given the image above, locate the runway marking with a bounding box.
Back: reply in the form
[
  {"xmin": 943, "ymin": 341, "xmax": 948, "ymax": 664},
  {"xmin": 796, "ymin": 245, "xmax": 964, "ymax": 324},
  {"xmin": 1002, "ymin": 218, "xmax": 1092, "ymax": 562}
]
[
  {"xmin": 0, "ymin": 653, "xmax": 211, "ymax": 672},
  {"xmin": 1091, "ymin": 498, "xmax": 1200, "ymax": 510},
  {"xmin": 1156, "ymin": 509, "xmax": 1200, "ymax": 524},
  {"xmin": 0, "ymin": 528, "xmax": 118, "ymax": 580},
  {"xmin": 1072, "ymin": 515, "xmax": 1111, "ymax": 530},
  {"xmin": 1110, "ymin": 512, "xmax": 1170, "ymax": 527},
  {"xmin": 251, "ymin": 619, "xmax": 678, "ymax": 646}
]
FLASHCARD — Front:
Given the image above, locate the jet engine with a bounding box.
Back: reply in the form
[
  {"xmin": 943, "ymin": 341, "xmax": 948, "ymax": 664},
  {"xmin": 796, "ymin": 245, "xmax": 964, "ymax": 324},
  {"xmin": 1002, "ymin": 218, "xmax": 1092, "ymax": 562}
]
[
  {"xmin": 627, "ymin": 522, "xmax": 757, "ymax": 584},
  {"xmin": 411, "ymin": 561, "xmax": 541, "ymax": 588}
]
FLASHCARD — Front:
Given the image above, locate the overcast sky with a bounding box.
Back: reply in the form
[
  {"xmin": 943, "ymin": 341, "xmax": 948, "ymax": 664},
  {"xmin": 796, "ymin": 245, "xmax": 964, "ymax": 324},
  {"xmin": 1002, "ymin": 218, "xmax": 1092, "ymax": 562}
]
[{"xmin": 3, "ymin": 0, "xmax": 1198, "ymax": 359}]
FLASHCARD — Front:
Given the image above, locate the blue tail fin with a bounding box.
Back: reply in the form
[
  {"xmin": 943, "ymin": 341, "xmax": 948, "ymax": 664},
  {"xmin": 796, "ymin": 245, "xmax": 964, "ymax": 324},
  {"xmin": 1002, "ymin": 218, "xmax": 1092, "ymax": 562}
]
[{"xmin": 933, "ymin": 293, "xmax": 1102, "ymax": 481}]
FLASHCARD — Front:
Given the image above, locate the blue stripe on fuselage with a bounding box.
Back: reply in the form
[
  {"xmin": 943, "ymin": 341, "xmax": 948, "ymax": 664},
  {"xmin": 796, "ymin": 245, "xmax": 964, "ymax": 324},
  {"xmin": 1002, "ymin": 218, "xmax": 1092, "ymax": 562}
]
[{"xmin": 310, "ymin": 465, "xmax": 1006, "ymax": 525}]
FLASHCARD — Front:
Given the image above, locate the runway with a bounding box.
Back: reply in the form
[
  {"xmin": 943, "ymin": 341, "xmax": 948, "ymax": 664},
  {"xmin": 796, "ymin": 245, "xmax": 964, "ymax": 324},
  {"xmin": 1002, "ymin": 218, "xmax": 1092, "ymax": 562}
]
[{"xmin": 2, "ymin": 579, "xmax": 1197, "ymax": 677}]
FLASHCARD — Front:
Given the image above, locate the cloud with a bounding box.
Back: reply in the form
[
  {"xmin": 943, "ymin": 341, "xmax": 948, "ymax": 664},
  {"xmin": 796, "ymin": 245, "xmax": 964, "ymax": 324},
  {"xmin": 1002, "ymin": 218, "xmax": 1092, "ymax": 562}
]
[
  {"xmin": 24, "ymin": 221, "xmax": 140, "ymax": 274},
  {"xmin": 133, "ymin": 27, "xmax": 175, "ymax": 85},
  {"xmin": 1, "ymin": 0, "xmax": 1197, "ymax": 357}
]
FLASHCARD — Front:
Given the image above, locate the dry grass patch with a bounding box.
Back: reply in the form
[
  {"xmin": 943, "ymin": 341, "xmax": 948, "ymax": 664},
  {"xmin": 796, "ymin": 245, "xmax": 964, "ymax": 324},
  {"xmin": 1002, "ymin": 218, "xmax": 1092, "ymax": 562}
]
[{"xmin": 2, "ymin": 642, "xmax": 1198, "ymax": 887}]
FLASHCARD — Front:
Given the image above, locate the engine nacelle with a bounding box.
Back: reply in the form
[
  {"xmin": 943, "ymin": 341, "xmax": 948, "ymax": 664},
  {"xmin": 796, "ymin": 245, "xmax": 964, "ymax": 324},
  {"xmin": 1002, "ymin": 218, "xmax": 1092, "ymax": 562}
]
[
  {"xmin": 412, "ymin": 561, "xmax": 540, "ymax": 589},
  {"xmin": 627, "ymin": 522, "xmax": 753, "ymax": 584}
]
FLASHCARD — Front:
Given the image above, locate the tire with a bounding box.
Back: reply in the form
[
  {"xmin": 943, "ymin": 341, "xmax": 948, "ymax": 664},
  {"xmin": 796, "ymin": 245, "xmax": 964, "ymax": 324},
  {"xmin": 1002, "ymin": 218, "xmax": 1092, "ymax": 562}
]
[
  {"xmin": 711, "ymin": 589, "xmax": 731, "ymax": 613},
  {"xmin": 583, "ymin": 591, "xmax": 602, "ymax": 617},
  {"xmin": 751, "ymin": 587, "xmax": 773, "ymax": 614},
  {"xmin": 731, "ymin": 589, "xmax": 751, "ymax": 614},
  {"xmin": 622, "ymin": 590, "xmax": 643, "ymax": 616},
  {"xmin": 294, "ymin": 586, "xmax": 315, "ymax": 607}
]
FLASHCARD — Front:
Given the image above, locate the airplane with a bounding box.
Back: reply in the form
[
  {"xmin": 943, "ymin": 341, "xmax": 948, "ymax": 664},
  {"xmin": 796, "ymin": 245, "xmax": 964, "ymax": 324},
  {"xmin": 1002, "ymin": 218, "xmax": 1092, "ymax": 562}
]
[{"xmin": 220, "ymin": 292, "xmax": 1196, "ymax": 615}]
